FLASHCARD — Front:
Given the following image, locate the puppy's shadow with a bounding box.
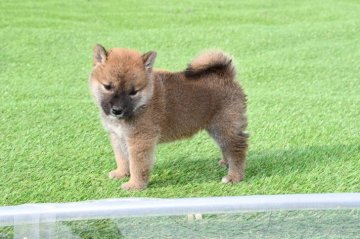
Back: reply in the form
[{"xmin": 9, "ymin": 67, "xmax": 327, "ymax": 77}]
[
  {"xmin": 150, "ymin": 155, "xmax": 225, "ymax": 188},
  {"xmin": 150, "ymin": 144, "xmax": 357, "ymax": 188},
  {"xmin": 246, "ymin": 144, "xmax": 358, "ymax": 178}
]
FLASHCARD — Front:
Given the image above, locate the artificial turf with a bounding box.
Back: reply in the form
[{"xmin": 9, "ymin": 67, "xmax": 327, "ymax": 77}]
[{"xmin": 0, "ymin": 0, "xmax": 359, "ymax": 206}]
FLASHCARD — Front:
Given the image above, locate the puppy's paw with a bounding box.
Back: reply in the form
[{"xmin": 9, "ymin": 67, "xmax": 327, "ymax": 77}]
[
  {"xmin": 108, "ymin": 169, "xmax": 129, "ymax": 180},
  {"xmin": 121, "ymin": 181, "xmax": 147, "ymax": 191},
  {"xmin": 218, "ymin": 158, "xmax": 228, "ymax": 168},
  {"xmin": 221, "ymin": 174, "xmax": 243, "ymax": 184}
]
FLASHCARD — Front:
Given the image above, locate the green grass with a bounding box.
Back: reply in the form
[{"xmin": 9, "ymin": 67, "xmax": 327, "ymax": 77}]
[{"xmin": 0, "ymin": 0, "xmax": 359, "ymax": 206}]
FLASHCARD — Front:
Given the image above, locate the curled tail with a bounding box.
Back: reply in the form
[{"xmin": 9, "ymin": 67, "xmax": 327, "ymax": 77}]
[{"xmin": 184, "ymin": 51, "xmax": 236, "ymax": 79}]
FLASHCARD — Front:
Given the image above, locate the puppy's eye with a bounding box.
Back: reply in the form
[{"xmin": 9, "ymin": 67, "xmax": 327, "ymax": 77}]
[
  {"xmin": 103, "ymin": 84, "xmax": 112, "ymax": 91},
  {"xmin": 129, "ymin": 89, "xmax": 138, "ymax": 96}
]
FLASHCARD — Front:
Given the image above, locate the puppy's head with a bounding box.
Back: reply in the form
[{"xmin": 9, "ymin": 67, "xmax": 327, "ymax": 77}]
[{"xmin": 89, "ymin": 44, "xmax": 157, "ymax": 120}]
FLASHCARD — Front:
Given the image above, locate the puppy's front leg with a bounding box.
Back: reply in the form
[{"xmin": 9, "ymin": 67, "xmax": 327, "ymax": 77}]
[
  {"xmin": 121, "ymin": 137, "xmax": 156, "ymax": 191},
  {"xmin": 108, "ymin": 133, "xmax": 129, "ymax": 179}
]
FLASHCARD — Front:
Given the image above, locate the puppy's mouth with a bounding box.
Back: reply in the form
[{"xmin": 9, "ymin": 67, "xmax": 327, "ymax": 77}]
[{"xmin": 110, "ymin": 113, "xmax": 128, "ymax": 120}]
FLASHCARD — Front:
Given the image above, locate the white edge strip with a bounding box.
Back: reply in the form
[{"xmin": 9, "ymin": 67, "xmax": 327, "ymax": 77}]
[{"xmin": 0, "ymin": 193, "xmax": 359, "ymax": 226}]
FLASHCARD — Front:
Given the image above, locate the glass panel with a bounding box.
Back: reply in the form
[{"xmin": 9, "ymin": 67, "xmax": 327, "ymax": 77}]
[{"xmin": 6, "ymin": 209, "xmax": 355, "ymax": 239}]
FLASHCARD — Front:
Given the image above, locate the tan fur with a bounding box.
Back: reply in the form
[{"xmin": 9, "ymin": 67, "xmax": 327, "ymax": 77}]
[{"xmin": 90, "ymin": 44, "xmax": 248, "ymax": 190}]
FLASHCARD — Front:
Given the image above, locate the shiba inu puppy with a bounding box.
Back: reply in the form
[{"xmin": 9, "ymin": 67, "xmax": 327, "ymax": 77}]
[{"xmin": 89, "ymin": 44, "xmax": 248, "ymax": 190}]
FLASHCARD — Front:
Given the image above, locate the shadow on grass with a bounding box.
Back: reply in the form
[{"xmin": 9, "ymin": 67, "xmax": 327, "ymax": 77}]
[
  {"xmin": 149, "ymin": 155, "xmax": 226, "ymax": 188},
  {"xmin": 150, "ymin": 144, "xmax": 358, "ymax": 188},
  {"xmin": 246, "ymin": 144, "xmax": 358, "ymax": 179}
]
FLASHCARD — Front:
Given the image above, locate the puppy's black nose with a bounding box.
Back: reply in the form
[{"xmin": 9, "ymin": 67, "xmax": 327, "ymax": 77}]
[{"xmin": 111, "ymin": 107, "xmax": 123, "ymax": 116}]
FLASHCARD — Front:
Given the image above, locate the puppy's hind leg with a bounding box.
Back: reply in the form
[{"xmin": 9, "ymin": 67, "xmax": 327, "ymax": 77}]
[
  {"xmin": 207, "ymin": 122, "xmax": 248, "ymax": 184},
  {"xmin": 220, "ymin": 131, "xmax": 248, "ymax": 184}
]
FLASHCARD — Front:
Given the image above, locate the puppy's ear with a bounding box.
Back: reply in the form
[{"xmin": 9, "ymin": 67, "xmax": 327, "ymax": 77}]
[
  {"xmin": 93, "ymin": 44, "xmax": 107, "ymax": 65},
  {"xmin": 142, "ymin": 51, "xmax": 157, "ymax": 70}
]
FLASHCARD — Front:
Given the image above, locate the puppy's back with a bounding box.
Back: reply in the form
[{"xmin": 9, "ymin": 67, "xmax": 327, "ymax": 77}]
[{"xmin": 153, "ymin": 51, "xmax": 244, "ymax": 142}]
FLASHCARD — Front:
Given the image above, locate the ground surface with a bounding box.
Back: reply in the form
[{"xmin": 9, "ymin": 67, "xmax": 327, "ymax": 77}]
[{"xmin": 1, "ymin": 0, "xmax": 359, "ymax": 205}]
